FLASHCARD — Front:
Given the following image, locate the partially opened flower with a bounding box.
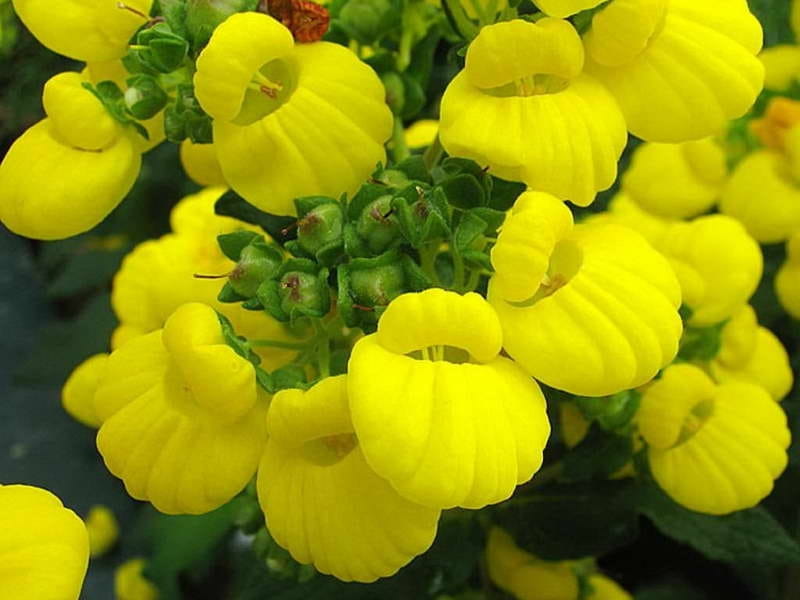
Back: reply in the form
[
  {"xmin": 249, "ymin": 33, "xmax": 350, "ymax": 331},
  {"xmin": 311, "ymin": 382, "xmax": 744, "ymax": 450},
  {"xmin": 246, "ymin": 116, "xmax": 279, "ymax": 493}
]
[
  {"xmin": 659, "ymin": 215, "xmax": 762, "ymax": 326},
  {"xmin": 638, "ymin": 364, "xmax": 789, "ymax": 515},
  {"xmin": 623, "ymin": 138, "xmax": 727, "ymax": 219},
  {"xmin": 709, "ymin": 305, "xmax": 793, "ymax": 401},
  {"xmin": 348, "ymin": 288, "xmax": 551, "ymax": 509},
  {"xmin": 533, "ymin": 0, "xmax": 605, "ymax": 18},
  {"xmin": 194, "ymin": 12, "xmax": 392, "ymax": 216},
  {"xmin": 12, "ymin": 0, "xmax": 152, "ymax": 61},
  {"xmin": 0, "ymin": 484, "xmax": 89, "ymax": 600},
  {"xmin": 94, "ymin": 303, "xmax": 269, "ymax": 514},
  {"xmin": 115, "ymin": 558, "xmax": 158, "ymax": 600},
  {"xmin": 776, "ymin": 231, "xmax": 800, "ymax": 319},
  {"xmin": 440, "ymin": 18, "xmax": 626, "ymax": 206},
  {"xmin": 257, "ymin": 375, "xmax": 440, "ymax": 582},
  {"xmin": 0, "ymin": 71, "xmax": 141, "ymax": 240},
  {"xmin": 584, "ymin": 0, "xmax": 764, "ymax": 142},
  {"xmin": 488, "ymin": 192, "xmax": 682, "ymax": 397}
]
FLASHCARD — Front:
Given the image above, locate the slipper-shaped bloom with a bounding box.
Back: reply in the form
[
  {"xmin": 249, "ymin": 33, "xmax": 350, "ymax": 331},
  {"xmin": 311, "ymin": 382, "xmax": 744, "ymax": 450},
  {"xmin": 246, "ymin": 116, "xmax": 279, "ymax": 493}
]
[
  {"xmin": 583, "ymin": 0, "xmax": 764, "ymax": 142},
  {"xmin": 257, "ymin": 375, "xmax": 440, "ymax": 582},
  {"xmin": 348, "ymin": 288, "xmax": 550, "ymax": 510},
  {"xmin": 439, "ymin": 18, "xmax": 626, "ymax": 206},
  {"xmin": 488, "ymin": 192, "xmax": 682, "ymax": 397},
  {"xmin": 776, "ymin": 231, "xmax": 800, "ymax": 319},
  {"xmin": 12, "ymin": 0, "xmax": 152, "ymax": 61},
  {"xmin": 62, "ymin": 353, "xmax": 109, "ymax": 428},
  {"xmin": 533, "ymin": 0, "xmax": 605, "ymax": 18},
  {"xmin": 720, "ymin": 150, "xmax": 800, "ymax": 243},
  {"xmin": 760, "ymin": 45, "xmax": 800, "ymax": 91},
  {"xmin": 623, "ymin": 138, "xmax": 727, "ymax": 219},
  {"xmin": 0, "ymin": 484, "xmax": 89, "ymax": 600},
  {"xmin": 709, "ymin": 305, "xmax": 793, "ymax": 401},
  {"xmin": 94, "ymin": 303, "xmax": 269, "ymax": 515},
  {"xmin": 0, "ymin": 72, "xmax": 141, "ymax": 240},
  {"xmin": 111, "ymin": 188, "xmax": 298, "ymax": 371},
  {"xmin": 659, "ymin": 215, "xmax": 762, "ymax": 326},
  {"xmin": 638, "ymin": 364, "xmax": 790, "ymax": 515},
  {"xmin": 194, "ymin": 12, "xmax": 392, "ymax": 216}
]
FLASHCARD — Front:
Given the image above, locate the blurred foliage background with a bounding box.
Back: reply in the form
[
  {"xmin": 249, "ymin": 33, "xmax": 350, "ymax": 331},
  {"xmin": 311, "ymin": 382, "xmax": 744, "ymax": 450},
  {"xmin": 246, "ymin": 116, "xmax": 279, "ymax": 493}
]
[{"xmin": 1, "ymin": 0, "xmax": 799, "ymax": 598}]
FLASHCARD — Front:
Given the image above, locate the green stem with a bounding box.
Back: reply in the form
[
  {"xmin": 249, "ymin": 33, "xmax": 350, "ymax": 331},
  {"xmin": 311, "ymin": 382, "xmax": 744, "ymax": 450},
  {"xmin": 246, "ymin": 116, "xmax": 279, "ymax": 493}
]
[
  {"xmin": 314, "ymin": 320, "xmax": 331, "ymax": 379},
  {"xmin": 451, "ymin": 247, "xmax": 466, "ymax": 292},
  {"xmin": 423, "ymin": 135, "xmax": 445, "ymax": 170},
  {"xmin": 391, "ymin": 117, "xmax": 410, "ymax": 164},
  {"xmin": 250, "ymin": 339, "xmax": 309, "ymax": 351},
  {"xmin": 419, "ymin": 244, "xmax": 441, "ymax": 286}
]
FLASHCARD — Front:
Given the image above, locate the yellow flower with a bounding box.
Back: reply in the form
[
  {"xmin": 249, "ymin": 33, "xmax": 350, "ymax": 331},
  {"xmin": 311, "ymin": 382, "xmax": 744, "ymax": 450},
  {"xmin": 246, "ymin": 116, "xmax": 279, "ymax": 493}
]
[
  {"xmin": 720, "ymin": 150, "xmax": 800, "ymax": 243},
  {"xmin": 62, "ymin": 353, "xmax": 109, "ymax": 428},
  {"xmin": 348, "ymin": 288, "xmax": 550, "ymax": 509},
  {"xmin": 0, "ymin": 484, "xmax": 89, "ymax": 600},
  {"xmin": 760, "ymin": 45, "xmax": 800, "ymax": 91},
  {"xmin": 111, "ymin": 188, "xmax": 298, "ymax": 372},
  {"xmin": 94, "ymin": 303, "xmax": 268, "ymax": 514},
  {"xmin": 623, "ymin": 138, "xmax": 727, "ymax": 219},
  {"xmin": 638, "ymin": 364, "xmax": 789, "ymax": 515},
  {"xmin": 776, "ymin": 231, "xmax": 800, "ymax": 319},
  {"xmin": 439, "ymin": 18, "xmax": 627, "ymax": 207},
  {"xmin": 12, "ymin": 0, "xmax": 152, "ymax": 61},
  {"xmin": 115, "ymin": 558, "xmax": 158, "ymax": 600},
  {"xmin": 585, "ymin": 193, "xmax": 674, "ymax": 247},
  {"xmin": 584, "ymin": 0, "xmax": 764, "ymax": 142},
  {"xmin": 587, "ymin": 575, "xmax": 633, "ymax": 600},
  {"xmin": 660, "ymin": 215, "xmax": 762, "ymax": 326},
  {"xmin": 85, "ymin": 505, "xmax": 119, "ymax": 558},
  {"xmin": 405, "ymin": 119, "xmax": 439, "ymax": 149},
  {"xmin": 194, "ymin": 12, "xmax": 392, "ymax": 216},
  {"xmin": 533, "ymin": 0, "xmax": 605, "ymax": 18},
  {"xmin": 560, "ymin": 403, "xmax": 590, "ymax": 449},
  {"xmin": 488, "ymin": 192, "xmax": 682, "ymax": 397},
  {"xmin": 257, "ymin": 375, "xmax": 440, "ymax": 583},
  {"xmin": 709, "ymin": 305, "xmax": 794, "ymax": 401},
  {"xmin": 179, "ymin": 140, "xmax": 227, "ymax": 187},
  {"xmin": 0, "ymin": 73, "xmax": 141, "ymax": 240}
]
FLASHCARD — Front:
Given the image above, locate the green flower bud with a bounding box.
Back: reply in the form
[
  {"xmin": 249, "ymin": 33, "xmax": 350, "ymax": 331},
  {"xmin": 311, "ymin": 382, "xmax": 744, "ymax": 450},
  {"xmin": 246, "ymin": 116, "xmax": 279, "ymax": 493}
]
[
  {"xmin": 350, "ymin": 263, "xmax": 405, "ymax": 310},
  {"xmin": 356, "ymin": 195, "xmax": 401, "ymax": 254},
  {"xmin": 278, "ymin": 271, "xmax": 328, "ymax": 318},
  {"xmin": 124, "ymin": 74, "xmax": 168, "ymax": 120},
  {"xmin": 135, "ymin": 24, "xmax": 189, "ymax": 73},
  {"xmin": 297, "ymin": 202, "xmax": 344, "ymax": 256},
  {"xmin": 228, "ymin": 243, "xmax": 282, "ymax": 298}
]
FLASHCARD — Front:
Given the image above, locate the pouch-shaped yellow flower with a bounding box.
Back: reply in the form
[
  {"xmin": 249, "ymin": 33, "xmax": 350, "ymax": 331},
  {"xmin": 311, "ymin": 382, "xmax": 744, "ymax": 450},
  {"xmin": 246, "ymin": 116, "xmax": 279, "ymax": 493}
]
[
  {"xmin": 194, "ymin": 12, "xmax": 392, "ymax": 216},
  {"xmin": 0, "ymin": 484, "xmax": 89, "ymax": 600},
  {"xmin": 84, "ymin": 505, "xmax": 119, "ymax": 558},
  {"xmin": 440, "ymin": 18, "xmax": 627, "ymax": 206},
  {"xmin": 62, "ymin": 353, "xmax": 109, "ymax": 429},
  {"xmin": 115, "ymin": 558, "xmax": 158, "ymax": 600},
  {"xmin": 638, "ymin": 364, "xmax": 790, "ymax": 515},
  {"xmin": 584, "ymin": 0, "xmax": 764, "ymax": 142},
  {"xmin": 720, "ymin": 150, "xmax": 800, "ymax": 243},
  {"xmin": 533, "ymin": 0, "xmax": 605, "ymax": 18},
  {"xmin": 405, "ymin": 119, "xmax": 439, "ymax": 149},
  {"xmin": 760, "ymin": 45, "xmax": 800, "ymax": 91},
  {"xmin": 94, "ymin": 303, "xmax": 268, "ymax": 515},
  {"xmin": 348, "ymin": 288, "xmax": 551, "ymax": 510},
  {"xmin": 488, "ymin": 192, "xmax": 682, "ymax": 397},
  {"xmin": 659, "ymin": 215, "xmax": 763, "ymax": 326},
  {"xmin": 111, "ymin": 188, "xmax": 297, "ymax": 371},
  {"xmin": 623, "ymin": 138, "xmax": 727, "ymax": 219},
  {"xmin": 258, "ymin": 375, "xmax": 440, "ymax": 583},
  {"xmin": 180, "ymin": 140, "xmax": 227, "ymax": 187},
  {"xmin": 776, "ymin": 231, "xmax": 800, "ymax": 319},
  {"xmin": 12, "ymin": 0, "xmax": 152, "ymax": 61}
]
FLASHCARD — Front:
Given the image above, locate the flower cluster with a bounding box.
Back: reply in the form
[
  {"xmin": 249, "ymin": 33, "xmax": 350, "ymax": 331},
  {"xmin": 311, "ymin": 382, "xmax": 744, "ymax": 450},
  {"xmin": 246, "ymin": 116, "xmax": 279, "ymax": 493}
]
[{"xmin": 3, "ymin": 0, "xmax": 799, "ymax": 598}]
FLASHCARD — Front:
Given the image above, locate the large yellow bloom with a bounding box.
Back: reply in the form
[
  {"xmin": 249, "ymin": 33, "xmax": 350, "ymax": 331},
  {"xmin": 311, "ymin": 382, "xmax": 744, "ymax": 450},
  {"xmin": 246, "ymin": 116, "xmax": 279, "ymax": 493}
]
[
  {"xmin": 348, "ymin": 288, "xmax": 550, "ymax": 510},
  {"xmin": 12, "ymin": 0, "xmax": 152, "ymax": 61},
  {"xmin": 709, "ymin": 305, "xmax": 793, "ymax": 401},
  {"xmin": 94, "ymin": 303, "xmax": 269, "ymax": 515},
  {"xmin": 720, "ymin": 150, "xmax": 800, "ymax": 243},
  {"xmin": 623, "ymin": 138, "xmax": 727, "ymax": 219},
  {"xmin": 0, "ymin": 72, "xmax": 141, "ymax": 240},
  {"xmin": 257, "ymin": 375, "xmax": 440, "ymax": 583},
  {"xmin": 659, "ymin": 215, "xmax": 762, "ymax": 326},
  {"xmin": 111, "ymin": 187, "xmax": 297, "ymax": 371},
  {"xmin": 638, "ymin": 364, "xmax": 790, "ymax": 515},
  {"xmin": 488, "ymin": 192, "xmax": 682, "ymax": 397},
  {"xmin": 584, "ymin": 0, "xmax": 764, "ymax": 142},
  {"xmin": 0, "ymin": 484, "xmax": 89, "ymax": 600},
  {"xmin": 440, "ymin": 18, "xmax": 627, "ymax": 207},
  {"xmin": 776, "ymin": 231, "xmax": 800, "ymax": 319},
  {"xmin": 194, "ymin": 12, "xmax": 392, "ymax": 216}
]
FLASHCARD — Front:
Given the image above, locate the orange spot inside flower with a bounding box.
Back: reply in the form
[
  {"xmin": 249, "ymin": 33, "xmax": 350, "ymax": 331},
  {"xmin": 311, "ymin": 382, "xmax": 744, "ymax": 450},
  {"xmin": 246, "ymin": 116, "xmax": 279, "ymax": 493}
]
[{"xmin": 751, "ymin": 97, "xmax": 800, "ymax": 151}]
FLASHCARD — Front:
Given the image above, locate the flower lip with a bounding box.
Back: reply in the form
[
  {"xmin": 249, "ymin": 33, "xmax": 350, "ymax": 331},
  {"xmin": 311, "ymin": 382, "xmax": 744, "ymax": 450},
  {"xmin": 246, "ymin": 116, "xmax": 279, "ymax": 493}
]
[
  {"xmin": 465, "ymin": 18, "xmax": 584, "ymax": 94},
  {"xmin": 584, "ymin": 0, "xmax": 670, "ymax": 68},
  {"xmin": 374, "ymin": 289, "xmax": 503, "ymax": 364}
]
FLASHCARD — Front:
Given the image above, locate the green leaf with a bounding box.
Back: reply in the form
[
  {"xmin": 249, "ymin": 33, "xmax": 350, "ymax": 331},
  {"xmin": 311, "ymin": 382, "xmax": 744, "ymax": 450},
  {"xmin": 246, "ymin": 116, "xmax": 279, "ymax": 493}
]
[
  {"xmin": 637, "ymin": 483, "xmax": 800, "ymax": 567},
  {"xmin": 215, "ymin": 191, "xmax": 297, "ymax": 244},
  {"xmin": 217, "ymin": 230, "xmax": 262, "ymax": 261},
  {"xmin": 440, "ymin": 173, "xmax": 486, "ymax": 209},
  {"xmin": 563, "ymin": 426, "xmax": 634, "ymax": 482},
  {"xmin": 489, "ymin": 176, "xmax": 525, "ymax": 211},
  {"xmin": 454, "ymin": 211, "xmax": 488, "ymax": 251},
  {"xmin": 159, "ymin": 0, "xmax": 189, "ymax": 39}
]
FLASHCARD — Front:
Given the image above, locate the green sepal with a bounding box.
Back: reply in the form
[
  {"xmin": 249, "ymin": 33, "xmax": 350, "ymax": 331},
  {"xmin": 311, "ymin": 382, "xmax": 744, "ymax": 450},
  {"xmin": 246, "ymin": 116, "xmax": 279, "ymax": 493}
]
[
  {"xmin": 257, "ymin": 259, "xmax": 330, "ymax": 323},
  {"xmin": 440, "ymin": 173, "xmax": 486, "ymax": 209},
  {"xmin": 229, "ymin": 240, "xmax": 283, "ymax": 298},
  {"xmin": 164, "ymin": 83, "xmax": 213, "ymax": 143},
  {"xmin": 135, "ymin": 23, "xmax": 189, "ymax": 73},
  {"xmin": 242, "ymin": 297, "xmax": 263, "ymax": 311},
  {"xmin": 216, "ymin": 311, "xmax": 261, "ymax": 366},
  {"xmin": 392, "ymin": 186, "xmax": 450, "ymax": 248},
  {"xmin": 388, "ymin": 155, "xmax": 433, "ymax": 185},
  {"xmin": 217, "ymin": 281, "xmax": 247, "ymax": 303},
  {"xmin": 81, "ymin": 81, "xmax": 150, "ymax": 140},
  {"xmin": 159, "ymin": 0, "xmax": 190, "ymax": 39},
  {"xmin": 124, "ymin": 73, "xmax": 168, "ymax": 120},
  {"xmin": 217, "ymin": 230, "xmax": 262, "ymax": 262},
  {"xmin": 288, "ymin": 197, "xmax": 345, "ymax": 265}
]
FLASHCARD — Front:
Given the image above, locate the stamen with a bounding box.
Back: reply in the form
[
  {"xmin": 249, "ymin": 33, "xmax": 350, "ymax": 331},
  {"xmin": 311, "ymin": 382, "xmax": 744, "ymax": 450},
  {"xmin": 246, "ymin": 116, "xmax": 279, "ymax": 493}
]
[
  {"xmin": 117, "ymin": 2, "xmax": 150, "ymax": 21},
  {"xmin": 250, "ymin": 72, "xmax": 284, "ymax": 98}
]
